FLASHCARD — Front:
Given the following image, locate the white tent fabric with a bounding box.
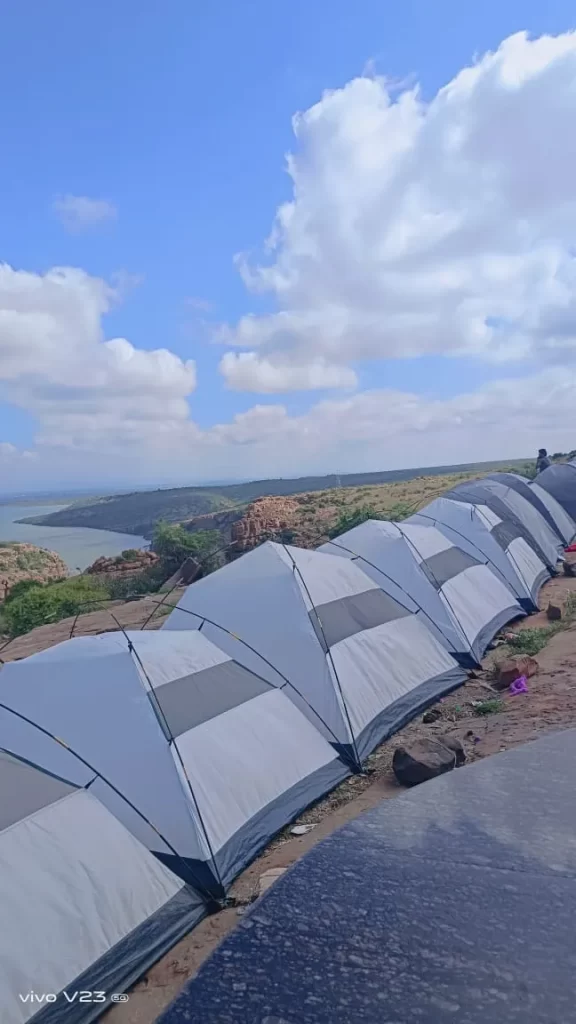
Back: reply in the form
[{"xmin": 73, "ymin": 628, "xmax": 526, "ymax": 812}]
[
  {"xmin": 0, "ymin": 630, "xmax": 348, "ymax": 895},
  {"xmin": 0, "ymin": 750, "xmax": 204, "ymax": 1024},
  {"xmin": 366, "ymin": 521, "xmax": 525, "ymax": 663},
  {"xmin": 407, "ymin": 497, "xmax": 546, "ymax": 611},
  {"xmin": 318, "ymin": 520, "xmax": 472, "ymax": 666},
  {"xmin": 163, "ymin": 542, "xmax": 466, "ymax": 762}
]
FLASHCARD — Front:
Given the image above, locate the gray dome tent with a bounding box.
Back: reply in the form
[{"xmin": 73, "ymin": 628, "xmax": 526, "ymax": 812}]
[
  {"xmin": 163, "ymin": 542, "xmax": 466, "ymax": 765},
  {"xmin": 331, "ymin": 520, "xmax": 524, "ymax": 664},
  {"xmin": 444, "ymin": 477, "xmax": 563, "ymax": 570},
  {"xmin": 0, "ymin": 749, "xmax": 204, "ymax": 1024},
  {"xmin": 0, "ymin": 629, "xmax": 349, "ymax": 898},
  {"xmin": 485, "ymin": 472, "xmax": 575, "ymax": 546},
  {"xmin": 318, "ymin": 521, "xmax": 475, "ymax": 665},
  {"xmin": 407, "ymin": 497, "xmax": 545, "ymax": 611},
  {"xmin": 534, "ymin": 461, "xmax": 576, "ymax": 525}
]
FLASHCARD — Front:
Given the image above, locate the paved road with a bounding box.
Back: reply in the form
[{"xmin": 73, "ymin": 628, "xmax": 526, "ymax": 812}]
[{"xmin": 159, "ymin": 728, "xmax": 576, "ymax": 1023}]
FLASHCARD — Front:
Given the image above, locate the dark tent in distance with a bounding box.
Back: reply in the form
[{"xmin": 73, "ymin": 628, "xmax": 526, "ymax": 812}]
[
  {"xmin": 535, "ymin": 461, "xmax": 576, "ymax": 525},
  {"xmin": 485, "ymin": 472, "xmax": 575, "ymax": 546}
]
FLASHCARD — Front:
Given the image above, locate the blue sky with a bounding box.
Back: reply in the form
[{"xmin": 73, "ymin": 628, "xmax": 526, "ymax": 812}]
[{"xmin": 2, "ymin": 1, "xmax": 576, "ymax": 488}]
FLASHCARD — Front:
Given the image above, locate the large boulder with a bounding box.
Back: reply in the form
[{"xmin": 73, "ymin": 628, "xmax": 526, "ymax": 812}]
[
  {"xmin": 494, "ymin": 655, "xmax": 539, "ymax": 690},
  {"xmin": 392, "ymin": 738, "xmax": 457, "ymax": 788}
]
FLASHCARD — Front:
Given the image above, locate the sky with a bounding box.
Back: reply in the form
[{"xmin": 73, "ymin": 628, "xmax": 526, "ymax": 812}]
[{"xmin": 2, "ymin": 0, "xmax": 576, "ymax": 492}]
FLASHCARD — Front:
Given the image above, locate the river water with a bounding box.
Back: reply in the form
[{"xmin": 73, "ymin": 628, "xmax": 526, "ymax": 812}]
[{"xmin": 0, "ymin": 504, "xmax": 148, "ymax": 572}]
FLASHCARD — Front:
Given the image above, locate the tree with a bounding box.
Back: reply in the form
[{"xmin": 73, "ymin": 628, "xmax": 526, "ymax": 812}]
[{"xmin": 152, "ymin": 522, "xmax": 221, "ymax": 576}]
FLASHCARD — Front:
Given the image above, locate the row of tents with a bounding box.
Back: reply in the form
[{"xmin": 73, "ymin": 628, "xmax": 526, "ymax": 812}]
[{"xmin": 1, "ymin": 465, "xmax": 575, "ymax": 1022}]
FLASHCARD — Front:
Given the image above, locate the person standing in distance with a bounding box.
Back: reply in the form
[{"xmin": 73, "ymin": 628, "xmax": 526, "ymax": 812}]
[{"xmin": 536, "ymin": 448, "xmax": 552, "ymax": 474}]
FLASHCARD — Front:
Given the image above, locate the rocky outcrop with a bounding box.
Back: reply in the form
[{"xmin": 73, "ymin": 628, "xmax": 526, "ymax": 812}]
[
  {"xmin": 229, "ymin": 498, "xmax": 300, "ymax": 555},
  {"xmin": 0, "ymin": 543, "xmax": 68, "ymax": 598},
  {"xmin": 84, "ymin": 550, "xmax": 159, "ymax": 579},
  {"xmin": 184, "ymin": 497, "xmax": 303, "ymax": 560}
]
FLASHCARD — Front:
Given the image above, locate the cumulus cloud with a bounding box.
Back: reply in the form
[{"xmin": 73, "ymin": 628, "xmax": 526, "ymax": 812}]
[
  {"xmin": 0, "ymin": 264, "xmax": 197, "ymax": 454},
  {"xmin": 212, "ymin": 367, "xmax": 576, "ymax": 466},
  {"xmin": 219, "ymin": 30, "xmax": 576, "ymax": 391},
  {"xmin": 219, "ymin": 351, "xmax": 357, "ymax": 391},
  {"xmin": 53, "ymin": 195, "xmax": 117, "ymax": 232}
]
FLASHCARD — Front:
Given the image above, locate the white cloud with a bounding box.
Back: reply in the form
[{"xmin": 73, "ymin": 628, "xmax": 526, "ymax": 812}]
[
  {"xmin": 211, "ymin": 367, "xmax": 576, "ymax": 472},
  {"xmin": 0, "ymin": 442, "xmax": 35, "ymax": 461},
  {"xmin": 0, "ymin": 264, "xmax": 197, "ymax": 455},
  {"xmin": 53, "ymin": 195, "xmax": 117, "ymax": 232},
  {"xmin": 219, "ymin": 30, "xmax": 576, "ymax": 391},
  {"xmin": 219, "ymin": 351, "xmax": 357, "ymax": 391}
]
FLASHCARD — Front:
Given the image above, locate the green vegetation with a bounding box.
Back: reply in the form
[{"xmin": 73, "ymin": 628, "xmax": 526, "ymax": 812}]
[
  {"xmin": 0, "ymin": 525, "xmax": 224, "ymax": 638},
  {"xmin": 121, "ymin": 548, "xmax": 141, "ymax": 562},
  {"xmin": 327, "ymin": 501, "xmax": 413, "ymax": 539},
  {"xmin": 15, "ymin": 549, "xmax": 48, "ymax": 571},
  {"xmin": 490, "ymin": 594, "xmax": 576, "ymax": 672},
  {"xmin": 152, "ymin": 522, "xmax": 222, "ymax": 576},
  {"xmin": 505, "ymin": 627, "xmax": 556, "ymax": 657},
  {"xmin": 473, "ymin": 698, "xmax": 505, "ymax": 716},
  {"xmin": 2, "ymin": 576, "xmax": 109, "ymax": 637}
]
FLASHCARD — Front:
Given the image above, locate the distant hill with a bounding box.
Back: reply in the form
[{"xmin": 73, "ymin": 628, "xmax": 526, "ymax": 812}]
[{"xmin": 19, "ymin": 458, "xmax": 532, "ymax": 539}]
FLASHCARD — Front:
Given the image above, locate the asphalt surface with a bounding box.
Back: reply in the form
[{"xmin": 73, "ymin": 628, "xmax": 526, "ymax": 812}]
[{"xmin": 159, "ymin": 729, "xmax": 576, "ymax": 1023}]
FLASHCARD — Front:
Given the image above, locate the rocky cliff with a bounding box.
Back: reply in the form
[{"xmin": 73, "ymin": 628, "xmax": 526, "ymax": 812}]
[{"xmin": 0, "ymin": 543, "xmax": 68, "ymax": 597}]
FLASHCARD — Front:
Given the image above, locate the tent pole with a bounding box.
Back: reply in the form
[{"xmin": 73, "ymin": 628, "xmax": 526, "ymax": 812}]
[
  {"xmin": 111, "ymin": 618, "xmax": 226, "ymax": 897},
  {"xmin": 281, "ymin": 546, "xmax": 363, "ymax": 773}
]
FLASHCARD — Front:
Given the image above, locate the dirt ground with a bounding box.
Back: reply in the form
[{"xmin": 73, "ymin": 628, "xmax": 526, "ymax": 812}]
[{"xmin": 103, "ymin": 561, "xmax": 576, "ymax": 1024}]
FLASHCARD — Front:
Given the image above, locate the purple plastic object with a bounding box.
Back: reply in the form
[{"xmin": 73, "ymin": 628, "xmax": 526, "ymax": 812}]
[{"xmin": 509, "ymin": 676, "xmax": 528, "ymax": 695}]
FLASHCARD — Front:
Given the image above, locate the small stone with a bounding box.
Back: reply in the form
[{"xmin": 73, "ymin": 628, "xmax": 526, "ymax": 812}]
[
  {"xmin": 392, "ymin": 738, "xmax": 457, "ymax": 788},
  {"xmin": 547, "ymin": 599, "xmax": 565, "ymax": 621},
  {"xmin": 258, "ymin": 867, "xmax": 287, "ymax": 895},
  {"xmin": 494, "ymin": 655, "xmax": 539, "ymax": 690},
  {"xmin": 422, "ymin": 708, "xmax": 442, "ymax": 724}
]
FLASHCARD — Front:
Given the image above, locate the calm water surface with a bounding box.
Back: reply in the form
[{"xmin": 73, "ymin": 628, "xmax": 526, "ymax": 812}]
[{"xmin": 0, "ymin": 504, "xmax": 148, "ymax": 572}]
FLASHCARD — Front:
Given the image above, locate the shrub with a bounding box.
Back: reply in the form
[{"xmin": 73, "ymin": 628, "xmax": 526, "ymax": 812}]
[
  {"xmin": 3, "ymin": 576, "xmax": 109, "ymax": 637},
  {"xmin": 4, "ymin": 578, "xmax": 46, "ymax": 605},
  {"xmin": 121, "ymin": 548, "xmax": 141, "ymax": 561},
  {"xmin": 105, "ymin": 565, "xmax": 166, "ymax": 601}
]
